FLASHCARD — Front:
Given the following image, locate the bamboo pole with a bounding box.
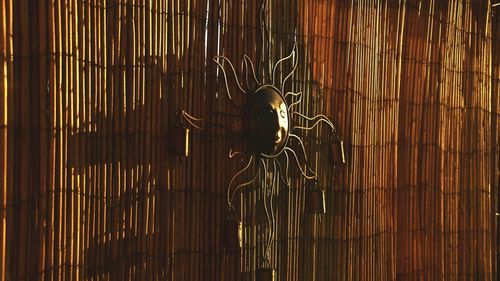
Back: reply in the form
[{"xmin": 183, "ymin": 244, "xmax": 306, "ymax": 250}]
[{"xmin": 0, "ymin": 0, "xmax": 7, "ymax": 279}]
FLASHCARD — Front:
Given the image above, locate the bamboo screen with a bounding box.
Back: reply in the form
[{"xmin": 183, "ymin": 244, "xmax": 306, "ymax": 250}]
[{"xmin": 0, "ymin": 0, "xmax": 498, "ymax": 280}]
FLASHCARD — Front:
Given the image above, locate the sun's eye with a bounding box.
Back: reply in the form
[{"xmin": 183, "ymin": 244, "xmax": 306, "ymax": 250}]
[
  {"xmin": 280, "ymin": 109, "xmax": 286, "ymax": 118},
  {"xmin": 266, "ymin": 107, "xmax": 275, "ymax": 116}
]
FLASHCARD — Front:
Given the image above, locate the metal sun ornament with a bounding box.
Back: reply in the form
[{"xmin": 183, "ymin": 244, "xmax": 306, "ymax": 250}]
[
  {"xmin": 212, "ymin": 44, "xmax": 341, "ymax": 207},
  {"xmin": 180, "ymin": 43, "xmax": 344, "ymax": 277},
  {"xmin": 178, "ymin": 2, "xmax": 343, "ymax": 279}
]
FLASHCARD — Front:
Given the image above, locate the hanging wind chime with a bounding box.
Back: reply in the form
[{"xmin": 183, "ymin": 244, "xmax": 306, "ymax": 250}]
[{"xmin": 174, "ymin": 0, "xmax": 345, "ymax": 279}]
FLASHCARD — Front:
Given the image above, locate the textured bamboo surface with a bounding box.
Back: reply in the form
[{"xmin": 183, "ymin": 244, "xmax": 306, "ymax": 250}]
[{"xmin": 0, "ymin": 0, "xmax": 498, "ymax": 280}]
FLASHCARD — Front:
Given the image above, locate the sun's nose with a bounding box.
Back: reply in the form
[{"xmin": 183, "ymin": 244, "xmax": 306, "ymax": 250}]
[
  {"xmin": 269, "ymin": 112, "xmax": 281, "ymax": 141},
  {"xmin": 269, "ymin": 110, "xmax": 279, "ymax": 128}
]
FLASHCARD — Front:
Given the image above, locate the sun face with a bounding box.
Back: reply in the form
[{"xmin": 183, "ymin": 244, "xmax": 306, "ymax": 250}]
[{"xmin": 245, "ymin": 85, "xmax": 289, "ymax": 157}]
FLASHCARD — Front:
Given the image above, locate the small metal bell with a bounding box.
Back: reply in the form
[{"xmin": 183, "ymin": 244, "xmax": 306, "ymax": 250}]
[
  {"xmin": 223, "ymin": 210, "xmax": 242, "ymax": 249},
  {"xmin": 329, "ymin": 134, "xmax": 345, "ymax": 165},
  {"xmin": 168, "ymin": 125, "xmax": 189, "ymax": 157},
  {"xmin": 307, "ymin": 181, "xmax": 326, "ymax": 214},
  {"xmin": 308, "ymin": 189, "xmax": 326, "ymax": 214},
  {"xmin": 256, "ymin": 267, "xmax": 276, "ymax": 281}
]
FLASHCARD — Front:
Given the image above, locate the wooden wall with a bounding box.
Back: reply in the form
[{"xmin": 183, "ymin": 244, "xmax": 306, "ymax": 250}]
[{"xmin": 0, "ymin": 0, "xmax": 497, "ymax": 280}]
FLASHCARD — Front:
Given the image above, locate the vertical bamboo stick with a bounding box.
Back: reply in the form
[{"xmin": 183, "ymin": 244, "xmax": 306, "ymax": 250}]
[{"xmin": 0, "ymin": 0, "xmax": 7, "ymax": 279}]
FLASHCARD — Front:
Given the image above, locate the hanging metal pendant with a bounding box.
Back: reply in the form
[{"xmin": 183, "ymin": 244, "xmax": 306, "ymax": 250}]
[
  {"xmin": 307, "ymin": 181, "xmax": 326, "ymax": 214},
  {"xmin": 223, "ymin": 210, "xmax": 242, "ymax": 249},
  {"xmin": 330, "ymin": 138, "xmax": 345, "ymax": 165},
  {"xmin": 307, "ymin": 189, "xmax": 326, "ymax": 214},
  {"xmin": 168, "ymin": 125, "xmax": 190, "ymax": 157},
  {"xmin": 256, "ymin": 267, "xmax": 276, "ymax": 281}
]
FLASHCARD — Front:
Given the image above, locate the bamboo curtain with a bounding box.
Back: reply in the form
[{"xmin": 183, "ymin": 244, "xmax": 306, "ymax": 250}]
[{"xmin": 0, "ymin": 0, "xmax": 498, "ymax": 280}]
